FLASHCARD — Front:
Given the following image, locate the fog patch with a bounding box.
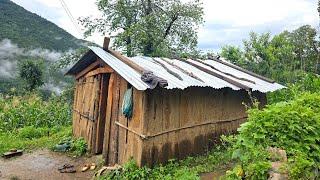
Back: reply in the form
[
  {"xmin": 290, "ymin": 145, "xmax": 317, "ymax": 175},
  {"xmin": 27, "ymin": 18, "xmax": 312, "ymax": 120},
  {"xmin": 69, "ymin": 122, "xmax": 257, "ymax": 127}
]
[{"xmin": 0, "ymin": 39, "xmax": 64, "ymax": 78}]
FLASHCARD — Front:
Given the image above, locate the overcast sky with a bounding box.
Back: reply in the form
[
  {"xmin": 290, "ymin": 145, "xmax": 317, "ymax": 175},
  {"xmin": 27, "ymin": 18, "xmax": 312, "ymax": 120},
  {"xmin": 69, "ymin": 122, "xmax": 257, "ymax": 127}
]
[{"xmin": 11, "ymin": 0, "xmax": 319, "ymax": 52}]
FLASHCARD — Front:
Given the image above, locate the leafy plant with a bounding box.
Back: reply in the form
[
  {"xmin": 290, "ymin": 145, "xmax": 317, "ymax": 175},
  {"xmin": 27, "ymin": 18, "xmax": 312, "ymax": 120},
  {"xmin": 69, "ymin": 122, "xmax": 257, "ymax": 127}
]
[
  {"xmin": 101, "ymin": 144, "xmax": 233, "ymax": 180},
  {"xmin": 0, "ymin": 93, "xmax": 72, "ymax": 132},
  {"xmin": 70, "ymin": 137, "xmax": 87, "ymax": 156},
  {"xmin": 227, "ymin": 92, "xmax": 320, "ymax": 179},
  {"xmin": 0, "ymin": 126, "xmax": 71, "ymax": 154}
]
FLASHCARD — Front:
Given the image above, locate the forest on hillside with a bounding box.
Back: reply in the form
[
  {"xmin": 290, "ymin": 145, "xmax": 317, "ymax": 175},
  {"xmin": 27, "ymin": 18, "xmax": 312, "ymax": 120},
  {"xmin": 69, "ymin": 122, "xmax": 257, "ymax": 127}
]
[{"xmin": 0, "ymin": 0, "xmax": 82, "ymax": 51}]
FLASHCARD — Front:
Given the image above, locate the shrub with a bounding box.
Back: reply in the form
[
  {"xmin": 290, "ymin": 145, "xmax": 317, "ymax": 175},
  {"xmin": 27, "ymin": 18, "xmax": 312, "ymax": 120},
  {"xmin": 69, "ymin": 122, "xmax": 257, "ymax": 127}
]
[
  {"xmin": 228, "ymin": 93, "xmax": 320, "ymax": 179},
  {"xmin": 268, "ymin": 73, "xmax": 320, "ymax": 104},
  {"xmin": 70, "ymin": 137, "xmax": 87, "ymax": 156}
]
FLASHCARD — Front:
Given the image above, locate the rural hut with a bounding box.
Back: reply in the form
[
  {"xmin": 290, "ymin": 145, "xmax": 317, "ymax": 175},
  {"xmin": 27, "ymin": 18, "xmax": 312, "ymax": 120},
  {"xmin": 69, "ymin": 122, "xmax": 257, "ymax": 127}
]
[{"xmin": 66, "ymin": 37, "xmax": 284, "ymax": 167}]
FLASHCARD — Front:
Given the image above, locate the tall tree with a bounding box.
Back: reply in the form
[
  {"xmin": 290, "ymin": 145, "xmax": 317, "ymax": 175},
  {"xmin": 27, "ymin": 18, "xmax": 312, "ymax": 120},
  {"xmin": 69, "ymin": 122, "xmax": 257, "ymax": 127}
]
[
  {"xmin": 18, "ymin": 59, "xmax": 44, "ymax": 91},
  {"xmin": 80, "ymin": 0, "xmax": 204, "ymax": 57},
  {"xmin": 318, "ymin": 0, "xmax": 320, "ymax": 18},
  {"xmin": 220, "ymin": 25, "xmax": 319, "ymax": 83}
]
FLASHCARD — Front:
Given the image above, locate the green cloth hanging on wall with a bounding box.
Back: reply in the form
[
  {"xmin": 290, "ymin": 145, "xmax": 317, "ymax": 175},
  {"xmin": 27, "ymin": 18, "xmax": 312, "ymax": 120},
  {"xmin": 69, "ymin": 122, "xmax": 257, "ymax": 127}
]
[{"xmin": 121, "ymin": 87, "xmax": 133, "ymax": 119}]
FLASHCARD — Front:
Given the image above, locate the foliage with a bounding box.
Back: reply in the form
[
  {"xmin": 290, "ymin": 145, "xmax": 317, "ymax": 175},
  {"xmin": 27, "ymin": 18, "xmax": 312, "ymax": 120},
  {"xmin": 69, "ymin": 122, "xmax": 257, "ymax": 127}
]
[
  {"xmin": 80, "ymin": 0, "xmax": 204, "ymax": 57},
  {"xmin": 51, "ymin": 47, "xmax": 89, "ymax": 71},
  {"xmin": 267, "ymin": 73, "xmax": 320, "ymax": 104},
  {"xmin": 70, "ymin": 137, "xmax": 88, "ymax": 156},
  {"xmin": 220, "ymin": 25, "xmax": 320, "ymax": 84},
  {"xmin": 0, "ymin": 0, "xmax": 83, "ymax": 51},
  {"xmin": 100, "ymin": 145, "xmax": 233, "ymax": 180},
  {"xmin": 0, "ymin": 93, "xmax": 72, "ymax": 132},
  {"xmin": 18, "ymin": 59, "xmax": 44, "ymax": 91},
  {"xmin": 220, "ymin": 45, "xmax": 244, "ymax": 65},
  {"xmin": 227, "ymin": 93, "xmax": 320, "ymax": 179},
  {"xmin": 0, "ymin": 126, "xmax": 71, "ymax": 154}
]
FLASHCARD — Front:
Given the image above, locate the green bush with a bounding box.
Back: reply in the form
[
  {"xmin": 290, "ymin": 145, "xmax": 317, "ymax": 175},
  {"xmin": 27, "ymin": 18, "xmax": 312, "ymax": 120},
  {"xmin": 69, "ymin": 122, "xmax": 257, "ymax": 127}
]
[
  {"xmin": 70, "ymin": 137, "xmax": 87, "ymax": 156},
  {"xmin": 268, "ymin": 73, "xmax": 320, "ymax": 104},
  {"xmin": 0, "ymin": 93, "xmax": 71, "ymax": 132},
  {"xmin": 228, "ymin": 93, "xmax": 320, "ymax": 179}
]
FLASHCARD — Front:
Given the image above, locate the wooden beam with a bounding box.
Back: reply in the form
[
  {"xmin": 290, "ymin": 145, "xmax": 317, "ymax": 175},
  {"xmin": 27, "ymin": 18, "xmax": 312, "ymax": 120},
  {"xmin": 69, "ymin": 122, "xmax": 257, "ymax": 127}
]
[
  {"xmin": 85, "ymin": 67, "xmax": 114, "ymax": 78},
  {"xmin": 75, "ymin": 60, "xmax": 101, "ymax": 79},
  {"xmin": 210, "ymin": 59, "xmax": 275, "ymax": 83},
  {"xmin": 192, "ymin": 59, "xmax": 256, "ymax": 84},
  {"xmin": 176, "ymin": 59, "xmax": 251, "ymax": 90},
  {"xmin": 108, "ymin": 49, "xmax": 144, "ymax": 74},
  {"xmin": 103, "ymin": 37, "xmax": 110, "ymax": 51}
]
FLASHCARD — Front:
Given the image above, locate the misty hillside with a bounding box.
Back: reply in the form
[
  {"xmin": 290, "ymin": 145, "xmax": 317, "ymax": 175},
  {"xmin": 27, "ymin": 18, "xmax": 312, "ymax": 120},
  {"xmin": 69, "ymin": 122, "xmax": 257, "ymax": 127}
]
[
  {"xmin": 0, "ymin": 0, "xmax": 84, "ymax": 51},
  {"xmin": 0, "ymin": 0, "xmax": 90, "ymax": 94}
]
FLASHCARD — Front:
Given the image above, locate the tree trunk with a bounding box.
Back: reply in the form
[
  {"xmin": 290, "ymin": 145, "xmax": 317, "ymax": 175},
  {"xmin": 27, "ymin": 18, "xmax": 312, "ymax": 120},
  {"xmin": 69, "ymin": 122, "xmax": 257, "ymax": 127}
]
[{"xmin": 143, "ymin": 0, "xmax": 154, "ymax": 56}]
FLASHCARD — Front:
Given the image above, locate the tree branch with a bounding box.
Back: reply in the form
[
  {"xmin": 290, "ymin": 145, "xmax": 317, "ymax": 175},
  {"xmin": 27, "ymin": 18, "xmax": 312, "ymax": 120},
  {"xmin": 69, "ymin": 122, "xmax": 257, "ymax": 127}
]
[{"xmin": 163, "ymin": 14, "xmax": 178, "ymax": 39}]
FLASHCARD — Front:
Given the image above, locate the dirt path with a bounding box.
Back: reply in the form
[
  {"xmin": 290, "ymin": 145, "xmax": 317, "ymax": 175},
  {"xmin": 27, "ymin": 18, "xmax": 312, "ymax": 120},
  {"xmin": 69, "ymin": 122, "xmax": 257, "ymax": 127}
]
[{"xmin": 0, "ymin": 149, "xmax": 102, "ymax": 180}]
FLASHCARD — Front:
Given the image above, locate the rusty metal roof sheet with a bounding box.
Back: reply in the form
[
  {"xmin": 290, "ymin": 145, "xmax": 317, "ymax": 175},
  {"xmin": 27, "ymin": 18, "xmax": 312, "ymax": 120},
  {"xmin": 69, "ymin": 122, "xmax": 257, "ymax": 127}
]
[{"xmin": 71, "ymin": 46, "xmax": 285, "ymax": 92}]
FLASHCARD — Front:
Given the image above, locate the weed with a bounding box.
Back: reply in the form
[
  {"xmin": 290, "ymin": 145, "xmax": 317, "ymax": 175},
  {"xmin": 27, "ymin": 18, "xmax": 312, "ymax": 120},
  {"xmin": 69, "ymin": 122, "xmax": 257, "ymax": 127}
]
[
  {"xmin": 227, "ymin": 92, "xmax": 320, "ymax": 179},
  {"xmin": 0, "ymin": 93, "xmax": 71, "ymax": 132},
  {"xmin": 70, "ymin": 137, "xmax": 87, "ymax": 157},
  {"xmin": 100, "ymin": 145, "xmax": 233, "ymax": 180},
  {"xmin": 0, "ymin": 126, "xmax": 71, "ymax": 154}
]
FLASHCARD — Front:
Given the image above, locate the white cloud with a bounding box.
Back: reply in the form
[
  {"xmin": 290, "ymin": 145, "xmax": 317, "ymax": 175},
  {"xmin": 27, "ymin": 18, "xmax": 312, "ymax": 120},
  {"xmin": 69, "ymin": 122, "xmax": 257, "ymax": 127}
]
[
  {"xmin": 202, "ymin": 0, "xmax": 316, "ymax": 27},
  {"xmin": 11, "ymin": 0, "xmax": 319, "ymax": 51},
  {"xmin": 0, "ymin": 39, "xmax": 62, "ymax": 78}
]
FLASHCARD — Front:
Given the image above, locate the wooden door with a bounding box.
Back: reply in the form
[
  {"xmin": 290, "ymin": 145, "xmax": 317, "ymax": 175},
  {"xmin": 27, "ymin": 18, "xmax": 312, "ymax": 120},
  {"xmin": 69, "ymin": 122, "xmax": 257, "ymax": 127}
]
[{"xmin": 73, "ymin": 73, "xmax": 110, "ymax": 154}]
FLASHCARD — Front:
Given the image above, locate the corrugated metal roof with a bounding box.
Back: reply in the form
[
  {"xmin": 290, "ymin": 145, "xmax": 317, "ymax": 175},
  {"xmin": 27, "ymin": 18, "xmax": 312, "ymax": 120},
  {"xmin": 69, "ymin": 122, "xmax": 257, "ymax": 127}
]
[
  {"xmin": 90, "ymin": 46, "xmax": 149, "ymax": 90},
  {"xmin": 71, "ymin": 46, "xmax": 285, "ymax": 92}
]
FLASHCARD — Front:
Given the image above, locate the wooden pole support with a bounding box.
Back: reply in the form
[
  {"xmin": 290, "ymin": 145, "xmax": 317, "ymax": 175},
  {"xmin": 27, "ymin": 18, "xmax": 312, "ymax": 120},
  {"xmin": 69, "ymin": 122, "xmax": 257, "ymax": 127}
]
[{"xmin": 103, "ymin": 37, "xmax": 110, "ymax": 51}]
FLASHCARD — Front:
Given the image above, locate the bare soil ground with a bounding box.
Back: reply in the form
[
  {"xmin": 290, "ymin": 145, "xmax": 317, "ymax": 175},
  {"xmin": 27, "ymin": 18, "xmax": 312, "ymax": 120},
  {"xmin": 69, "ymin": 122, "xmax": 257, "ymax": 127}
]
[{"xmin": 0, "ymin": 149, "xmax": 102, "ymax": 180}]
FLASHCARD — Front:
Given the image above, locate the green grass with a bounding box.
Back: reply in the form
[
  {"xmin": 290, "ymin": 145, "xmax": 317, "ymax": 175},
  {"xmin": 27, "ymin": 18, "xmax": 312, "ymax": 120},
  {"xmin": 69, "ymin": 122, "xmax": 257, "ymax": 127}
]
[
  {"xmin": 0, "ymin": 126, "xmax": 72, "ymax": 154},
  {"xmin": 100, "ymin": 144, "xmax": 234, "ymax": 180}
]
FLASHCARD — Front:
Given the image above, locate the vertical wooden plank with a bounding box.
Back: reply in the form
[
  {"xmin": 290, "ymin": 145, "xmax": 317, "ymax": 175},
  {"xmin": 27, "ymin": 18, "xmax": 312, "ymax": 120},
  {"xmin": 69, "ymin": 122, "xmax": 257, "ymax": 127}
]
[
  {"xmin": 95, "ymin": 74, "xmax": 109, "ymax": 153},
  {"xmin": 178, "ymin": 88, "xmax": 190, "ymax": 159},
  {"xmin": 80, "ymin": 77, "xmax": 88, "ymax": 138},
  {"xmin": 136, "ymin": 90, "xmax": 145, "ymax": 167},
  {"xmin": 140, "ymin": 90, "xmax": 154, "ymax": 166},
  {"xmin": 117, "ymin": 78, "xmax": 128, "ymax": 164},
  {"xmin": 85, "ymin": 76, "xmax": 94, "ymax": 150},
  {"xmin": 72, "ymin": 82, "xmax": 79, "ymax": 136},
  {"xmin": 129, "ymin": 88, "xmax": 144, "ymax": 166},
  {"xmin": 108, "ymin": 74, "xmax": 121, "ymax": 165},
  {"xmin": 102, "ymin": 73, "xmax": 115, "ymax": 162},
  {"xmin": 77, "ymin": 78, "xmax": 85, "ymax": 137},
  {"xmin": 91, "ymin": 75, "xmax": 101, "ymax": 153}
]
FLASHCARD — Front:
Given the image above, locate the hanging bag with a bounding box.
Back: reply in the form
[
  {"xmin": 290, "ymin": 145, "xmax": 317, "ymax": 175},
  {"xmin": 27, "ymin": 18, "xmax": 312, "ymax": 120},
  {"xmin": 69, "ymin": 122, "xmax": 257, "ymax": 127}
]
[{"xmin": 121, "ymin": 87, "xmax": 133, "ymax": 119}]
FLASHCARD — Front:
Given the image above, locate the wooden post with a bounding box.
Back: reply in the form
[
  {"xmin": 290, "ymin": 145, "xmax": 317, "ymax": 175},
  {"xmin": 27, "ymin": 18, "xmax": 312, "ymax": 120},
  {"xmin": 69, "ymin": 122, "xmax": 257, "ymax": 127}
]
[{"xmin": 103, "ymin": 37, "xmax": 110, "ymax": 51}]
